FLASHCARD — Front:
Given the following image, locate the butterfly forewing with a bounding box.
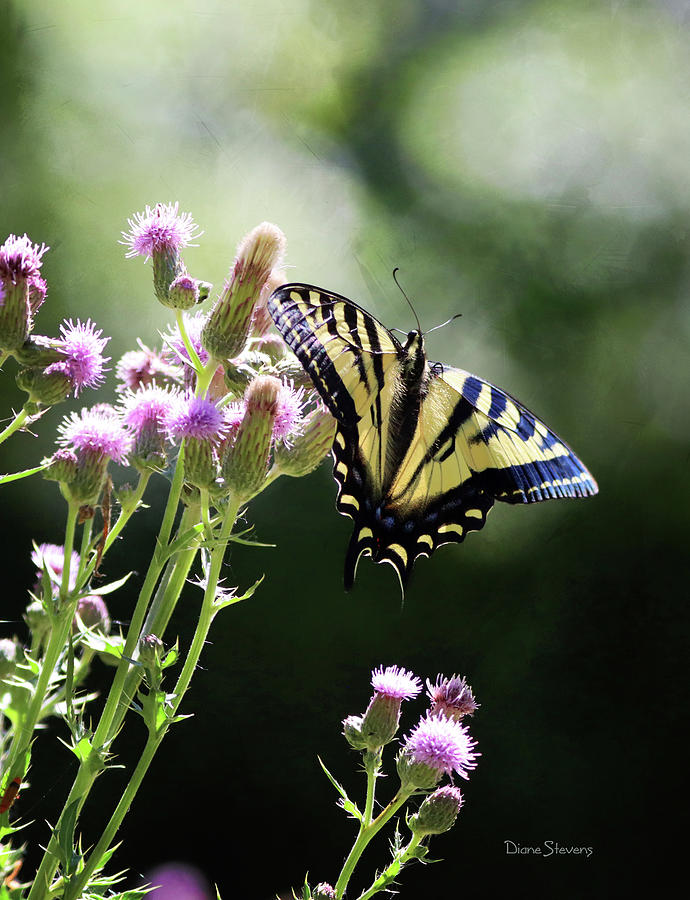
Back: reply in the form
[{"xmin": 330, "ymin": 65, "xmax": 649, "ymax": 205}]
[{"xmin": 268, "ymin": 282, "xmax": 598, "ymax": 592}]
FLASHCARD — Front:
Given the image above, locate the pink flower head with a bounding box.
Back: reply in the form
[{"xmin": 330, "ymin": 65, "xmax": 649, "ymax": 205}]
[
  {"xmin": 116, "ymin": 339, "xmax": 181, "ymax": 393},
  {"xmin": 121, "ymin": 384, "xmax": 180, "ymax": 432},
  {"xmin": 427, "ymin": 674, "xmax": 479, "ymax": 720},
  {"xmin": 371, "ymin": 665, "xmax": 423, "ymax": 701},
  {"xmin": 403, "ymin": 713, "xmax": 479, "ymax": 780},
  {"xmin": 121, "ymin": 202, "xmax": 201, "ymax": 260},
  {"xmin": 0, "ymin": 233, "xmax": 49, "ymax": 284},
  {"xmin": 57, "ymin": 405, "xmax": 131, "ymax": 464},
  {"xmin": 165, "ymin": 393, "xmax": 228, "ymax": 444},
  {"xmin": 44, "ymin": 318, "xmax": 110, "ymax": 396},
  {"xmin": 273, "ymin": 381, "xmax": 307, "ymax": 444},
  {"xmin": 31, "ymin": 542, "xmax": 80, "ymax": 591}
]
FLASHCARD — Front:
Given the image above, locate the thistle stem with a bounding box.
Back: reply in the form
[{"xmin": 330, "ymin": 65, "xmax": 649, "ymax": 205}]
[{"xmin": 0, "ymin": 403, "xmax": 30, "ymax": 445}]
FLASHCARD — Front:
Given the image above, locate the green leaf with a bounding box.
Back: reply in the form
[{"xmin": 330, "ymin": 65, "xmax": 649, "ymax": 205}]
[
  {"xmin": 214, "ymin": 575, "xmax": 265, "ymax": 612},
  {"xmin": 55, "ymin": 801, "xmax": 82, "ymax": 875},
  {"xmin": 0, "ymin": 461, "xmax": 49, "ymax": 484},
  {"xmin": 89, "ymin": 572, "xmax": 133, "ymax": 595},
  {"xmin": 318, "ymin": 757, "xmax": 362, "ymax": 821}
]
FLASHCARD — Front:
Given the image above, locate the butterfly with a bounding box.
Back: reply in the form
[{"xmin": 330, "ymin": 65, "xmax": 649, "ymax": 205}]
[{"xmin": 268, "ymin": 283, "xmax": 598, "ymax": 591}]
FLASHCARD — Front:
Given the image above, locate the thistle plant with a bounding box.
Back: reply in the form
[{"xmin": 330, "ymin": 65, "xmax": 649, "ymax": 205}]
[
  {"xmin": 0, "ymin": 206, "xmax": 477, "ymax": 899},
  {"xmin": 297, "ymin": 668, "xmax": 479, "ymax": 900}
]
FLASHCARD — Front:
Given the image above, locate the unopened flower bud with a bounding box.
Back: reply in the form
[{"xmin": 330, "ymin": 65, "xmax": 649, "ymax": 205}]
[
  {"xmin": 24, "ymin": 599, "xmax": 51, "ymax": 644},
  {"xmin": 139, "ymin": 633, "xmax": 164, "ymax": 668},
  {"xmin": 255, "ymin": 333, "xmax": 287, "ymax": 364},
  {"xmin": 184, "ymin": 437, "xmax": 219, "ymax": 489},
  {"xmin": 274, "ymin": 404, "xmax": 336, "ymax": 478},
  {"xmin": 73, "ymin": 595, "xmax": 110, "ymax": 634},
  {"xmin": 43, "ymin": 449, "xmax": 79, "ymax": 485},
  {"xmin": 168, "ymin": 273, "xmax": 201, "ymax": 310},
  {"xmin": 408, "ymin": 785, "xmax": 464, "ymax": 836},
  {"xmin": 0, "ymin": 639, "xmax": 20, "ymax": 679},
  {"xmin": 313, "ymin": 884, "xmax": 336, "ymax": 900},
  {"xmin": 16, "ymin": 366, "xmax": 72, "ymax": 405},
  {"xmin": 13, "ymin": 335, "xmax": 63, "ymax": 367},
  {"xmin": 342, "ymin": 715, "xmax": 368, "ymax": 750},
  {"xmin": 222, "ymin": 375, "xmax": 280, "ymax": 501},
  {"xmin": 202, "ymin": 223, "xmax": 286, "ymax": 361}
]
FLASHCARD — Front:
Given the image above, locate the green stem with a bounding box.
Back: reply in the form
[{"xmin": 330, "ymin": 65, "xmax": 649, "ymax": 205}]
[
  {"xmin": 28, "ymin": 463, "xmax": 185, "ymax": 899},
  {"xmin": 64, "ymin": 496, "xmax": 242, "ymax": 900},
  {"xmin": 334, "ymin": 787, "xmax": 414, "ymax": 899},
  {"xmin": 355, "ymin": 834, "xmax": 423, "ymax": 900},
  {"xmin": 0, "ymin": 403, "xmax": 31, "ymax": 446},
  {"xmin": 5, "ymin": 503, "xmax": 80, "ymax": 778}
]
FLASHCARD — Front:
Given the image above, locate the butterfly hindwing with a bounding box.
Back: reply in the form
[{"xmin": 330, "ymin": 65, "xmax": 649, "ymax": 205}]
[{"xmin": 268, "ymin": 283, "xmax": 598, "ymax": 591}]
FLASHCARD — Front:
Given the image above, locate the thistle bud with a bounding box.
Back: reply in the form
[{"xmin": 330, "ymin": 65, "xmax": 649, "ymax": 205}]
[
  {"xmin": 313, "ymin": 885, "xmax": 336, "ymax": 900},
  {"xmin": 342, "ymin": 715, "xmax": 368, "ymax": 750},
  {"xmin": 184, "ymin": 437, "xmax": 220, "ymax": 489},
  {"xmin": 274, "ymin": 404, "xmax": 336, "ymax": 478},
  {"xmin": 138, "ymin": 633, "xmax": 164, "ymax": 668},
  {"xmin": 0, "ymin": 234, "xmax": 49, "ymax": 350},
  {"xmin": 221, "ymin": 375, "xmax": 280, "ymax": 501},
  {"xmin": 16, "ymin": 366, "xmax": 72, "ymax": 405},
  {"xmin": 396, "ymin": 749, "xmax": 443, "ymax": 791},
  {"xmin": 13, "ymin": 335, "xmax": 63, "ymax": 367},
  {"xmin": 255, "ymin": 333, "xmax": 287, "ymax": 364},
  {"xmin": 408, "ymin": 785, "xmax": 464, "ymax": 836},
  {"xmin": 43, "ymin": 449, "xmax": 79, "ymax": 485},
  {"xmin": 24, "ymin": 599, "xmax": 51, "ymax": 646},
  {"xmin": 202, "ymin": 223, "xmax": 286, "ymax": 361},
  {"xmin": 0, "ymin": 639, "xmax": 20, "ymax": 679},
  {"xmin": 73, "ymin": 595, "xmax": 110, "ymax": 634},
  {"xmin": 168, "ymin": 273, "xmax": 201, "ymax": 310}
]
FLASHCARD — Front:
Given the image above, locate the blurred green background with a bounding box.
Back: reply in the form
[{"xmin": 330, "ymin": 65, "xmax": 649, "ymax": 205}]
[{"xmin": 1, "ymin": 0, "xmax": 686, "ymax": 896}]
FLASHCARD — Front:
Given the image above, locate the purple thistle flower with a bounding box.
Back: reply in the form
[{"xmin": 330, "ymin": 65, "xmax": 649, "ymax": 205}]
[
  {"xmin": 402, "ymin": 713, "xmax": 479, "ymax": 780},
  {"xmin": 44, "ymin": 318, "xmax": 110, "ymax": 396},
  {"xmin": 120, "ymin": 203, "xmax": 201, "ymax": 260},
  {"xmin": 371, "ymin": 665, "xmax": 423, "ymax": 701},
  {"xmin": 0, "ymin": 234, "xmax": 49, "ymax": 284},
  {"xmin": 116, "ymin": 340, "xmax": 181, "ymax": 393},
  {"xmin": 57, "ymin": 405, "xmax": 131, "ymax": 464},
  {"xmin": 273, "ymin": 381, "xmax": 307, "ymax": 444},
  {"xmin": 31, "ymin": 542, "xmax": 80, "ymax": 591},
  {"xmin": 121, "ymin": 384, "xmax": 180, "ymax": 431},
  {"xmin": 165, "ymin": 393, "xmax": 228, "ymax": 444},
  {"xmin": 427, "ymin": 674, "xmax": 479, "ymax": 720}
]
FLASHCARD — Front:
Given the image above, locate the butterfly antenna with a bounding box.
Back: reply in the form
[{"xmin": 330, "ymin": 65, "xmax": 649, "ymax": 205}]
[
  {"xmin": 425, "ymin": 313, "xmax": 463, "ymax": 335},
  {"xmin": 392, "ymin": 268, "xmax": 423, "ymax": 335}
]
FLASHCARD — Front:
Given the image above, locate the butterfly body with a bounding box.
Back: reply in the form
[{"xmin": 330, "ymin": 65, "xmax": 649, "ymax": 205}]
[{"xmin": 268, "ymin": 284, "xmax": 598, "ymax": 590}]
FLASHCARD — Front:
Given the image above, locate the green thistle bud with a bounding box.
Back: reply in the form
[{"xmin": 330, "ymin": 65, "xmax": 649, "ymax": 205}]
[
  {"xmin": 153, "ymin": 247, "xmax": 187, "ymax": 307},
  {"xmin": 167, "ymin": 273, "xmax": 201, "ymax": 310},
  {"xmin": 396, "ymin": 749, "xmax": 444, "ymax": 791},
  {"xmin": 16, "ymin": 366, "xmax": 72, "ymax": 405},
  {"xmin": 275, "ymin": 354, "xmax": 319, "ymax": 391},
  {"xmin": 408, "ymin": 785, "xmax": 464, "ymax": 836},
  {"xmin": 202, "ymin": 223, "xmax": 286, "ymax": 361},
  {"xmin": 274, "ymin": 404, "xmax": 336, "ymax": 478},
  {"xmin": 13, "ymin": 335, "xmax": 63, "ymax": 367},
  {"xmin": 0, "ymin": 280, "xmax": 30, "ymax": 350},
  {"xmin": 343, "ymin": 715, "xmax": 368, "ymax": 750},
  {"xmin": 0, "ymin": 639, "xmax": 20, "ymax": 679},
  {"xmin": 361, "ymin": 693, "xmax": 403, "ymax": 750},
  {"xmin": 255, "ymin": 334, "xmax": 287, "ymax": 364},
  {"xmin": 24, "ymin": 599, "xmax": 51, "ymax": 645},
  {"xmin": 184, "ymin": 436, "xmax": 220, "ymax": 489},
  {"xmin": 43, "ymin": 449, "xmax": 79, "ymax": 485},
  {"xmin": 138, "ymin": 633, "xmax": 164, "ymax": 668},
  {"xmin": 129, "ymin": 419, "xmax": 169, "ymax": 473},
  {"xmin": 222, "ymin": 375, "xmax": 280, "ymax": 502}
]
